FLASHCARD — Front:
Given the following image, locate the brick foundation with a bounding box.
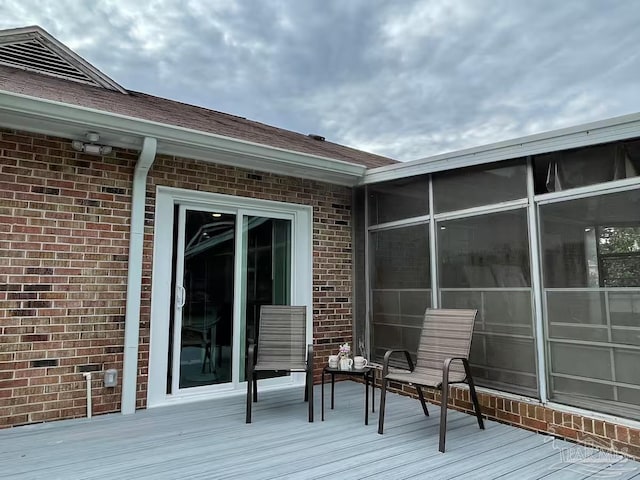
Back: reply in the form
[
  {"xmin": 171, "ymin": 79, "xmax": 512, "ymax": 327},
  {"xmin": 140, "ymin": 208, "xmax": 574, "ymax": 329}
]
[{"xmin": 388, "ymin": 382, "xmax": 640, "ymax": 461}]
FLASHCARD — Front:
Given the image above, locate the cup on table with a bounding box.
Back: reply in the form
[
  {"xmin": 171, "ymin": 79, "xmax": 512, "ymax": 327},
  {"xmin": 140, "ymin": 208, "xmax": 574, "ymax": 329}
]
[
  {"xmin": 339, "ymin": 357, "xmax": 353, "ymax": 370},
  {"xmin": 354, "ymin": 356, "xmax": 368, "ymax": 369},
  {"xmin": 328, "ymin": 355, "xmax": 339, "ymax": 368}
]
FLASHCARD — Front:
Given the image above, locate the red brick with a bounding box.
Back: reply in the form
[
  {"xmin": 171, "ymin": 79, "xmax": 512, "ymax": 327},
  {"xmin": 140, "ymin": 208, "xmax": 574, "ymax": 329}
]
[
  {"xmin": 496, "ymin": 410, "xmax": 521, "ymax": 424},
  {"xmin": 611, "ymin": 440, "xmax": 640, "ymax": 460},
  {"xmin": 522, "ymin": 417, "xmax": 547, "ymax": 432},
  {"xmin": 616, "ymin": 425, "xmax": 630, "ymax": 443}
]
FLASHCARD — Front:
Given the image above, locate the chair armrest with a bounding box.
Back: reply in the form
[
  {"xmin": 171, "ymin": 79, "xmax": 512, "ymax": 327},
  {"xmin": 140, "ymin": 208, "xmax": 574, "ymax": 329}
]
[
  {"xmin": 247, "ymin": 342, "xmax": 257, "ymax": 374},
  {"xmin": 442, "ymin": 357, "xmax": 472, "ymax": 381},
  {"xmin": 382, "ymin": 349, "xmax": 415, "ymax": 377},
  {"xmin": 306, "ymin": 344, "xmax": 313, "ymax": 371}
]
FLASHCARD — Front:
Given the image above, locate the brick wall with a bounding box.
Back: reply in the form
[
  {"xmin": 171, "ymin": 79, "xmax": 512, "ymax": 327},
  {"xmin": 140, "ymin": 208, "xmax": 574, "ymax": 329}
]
[
  {"xmin": 385, "ymin": 382, "xmax": 640, "ymax": 461},
  {"xmin": 0, "ymin": 129, "xmax": 133, "ymax": 426},
  {"xmin": 0, "ymin": 129, "xmax": 354, "ymax": 426}
]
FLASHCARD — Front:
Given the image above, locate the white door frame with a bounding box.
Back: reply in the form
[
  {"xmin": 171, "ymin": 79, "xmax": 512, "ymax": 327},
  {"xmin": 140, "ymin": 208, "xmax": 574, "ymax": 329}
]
[{"xmin": 147, "ymin": 186, "xmax": 313, "ymax": 408}]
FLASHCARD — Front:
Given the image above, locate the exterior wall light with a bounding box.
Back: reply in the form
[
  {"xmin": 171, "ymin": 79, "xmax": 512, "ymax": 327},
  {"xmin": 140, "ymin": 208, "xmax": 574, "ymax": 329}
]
[{"xmin": 71, "ymin": 131, "xmax": 113, "ymax": 155}]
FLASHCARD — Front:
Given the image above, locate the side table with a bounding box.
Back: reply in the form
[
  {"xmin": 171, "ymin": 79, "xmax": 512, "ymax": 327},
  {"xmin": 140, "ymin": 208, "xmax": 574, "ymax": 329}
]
[{"xmin": 321, "ymin": 365, "xmax": 376, "ymax": 425}]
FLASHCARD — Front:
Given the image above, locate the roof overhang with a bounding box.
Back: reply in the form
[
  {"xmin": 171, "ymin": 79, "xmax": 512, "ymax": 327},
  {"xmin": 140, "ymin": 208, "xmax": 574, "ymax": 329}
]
[
  {"xmin": 362, "ymin": 112, "xmax": 640, "ymax": 185},
  {"xmin": 0, "ymin": 90, "xmax": 367, "ymax": 186}
]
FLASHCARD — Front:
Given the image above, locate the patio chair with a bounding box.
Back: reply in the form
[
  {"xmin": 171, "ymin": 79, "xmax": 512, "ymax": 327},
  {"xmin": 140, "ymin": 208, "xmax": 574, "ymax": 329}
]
[
  {"xmin": 377, "ymin": 308, "xmax": 484, "ymax": 452},
  {"xmin": 246, "ymin": 305, "xmax": 313, "ymax": 423}
]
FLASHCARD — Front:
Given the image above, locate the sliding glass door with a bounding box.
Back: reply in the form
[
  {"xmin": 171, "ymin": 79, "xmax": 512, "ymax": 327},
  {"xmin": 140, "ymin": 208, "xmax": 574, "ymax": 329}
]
[
  {"xmin": 148, "ymin": 188, "xmax": 312, "ymax": 407},
  {"xmin": 169, "ymin": 207, "xmax": 292, "ymax": 393}
]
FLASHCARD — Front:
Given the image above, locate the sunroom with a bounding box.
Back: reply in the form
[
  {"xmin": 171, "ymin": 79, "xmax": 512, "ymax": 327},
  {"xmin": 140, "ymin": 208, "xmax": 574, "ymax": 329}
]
[{"xmin": 352, "ymin": 115, "xmax": 640, "ymax": 442}]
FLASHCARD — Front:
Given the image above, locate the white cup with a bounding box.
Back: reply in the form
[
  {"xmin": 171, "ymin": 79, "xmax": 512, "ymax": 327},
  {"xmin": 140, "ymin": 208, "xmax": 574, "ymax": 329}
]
[
  {"xmin": 354, "ymin": 356, "xmax": 368, "ymax": 369},
  {"xmin": 328, "ymin": 355, "xmax": 339, "ymax": 368},
  {"xmin": 339, "ymin": 357, "xmax": 353, "ymax": 371}
]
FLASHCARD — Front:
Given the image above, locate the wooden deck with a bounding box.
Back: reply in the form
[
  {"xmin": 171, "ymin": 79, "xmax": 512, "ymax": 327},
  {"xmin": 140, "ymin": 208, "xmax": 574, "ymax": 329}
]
[{"xmin": 1, "ymin": 381, "xmax": 639, "ymax": 479}]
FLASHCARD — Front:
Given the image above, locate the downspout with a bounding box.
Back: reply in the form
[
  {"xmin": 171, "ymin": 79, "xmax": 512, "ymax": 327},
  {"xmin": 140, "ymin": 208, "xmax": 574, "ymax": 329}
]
[{"xmin": 122, "ymin": 137, "xmax": 157, "ymax": 415}]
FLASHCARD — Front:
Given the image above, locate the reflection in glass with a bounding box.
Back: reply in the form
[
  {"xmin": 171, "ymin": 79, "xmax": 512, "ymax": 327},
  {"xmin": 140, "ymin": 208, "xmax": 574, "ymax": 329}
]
[
  {"xmin": 533, "ymin": 138, "xmax": 640, "ymax": 194},
  {"xmin": 368, "ymin": 175, "xmax": 429, "ymax": 225},
  {"xmin": 179, "ymin": 211, "xmax": 236, "ymax": 389},
  {"xmin": 240, "ymin": 216, "xmax": 291, "ymax": 381},
  {"xmin": 438, "ymin": 209, "xmax": 537, "ymax": 397},
  {"xmin": 433, "ymin": 159, "xmax": 527, "ymax": 213},
  {"xmin": 540, "ymin": 188, "xmax": 640, "ymax": 419},
  {"xmin": 370, "ymin": 224, "xmax": 430, "ymax": 362}
]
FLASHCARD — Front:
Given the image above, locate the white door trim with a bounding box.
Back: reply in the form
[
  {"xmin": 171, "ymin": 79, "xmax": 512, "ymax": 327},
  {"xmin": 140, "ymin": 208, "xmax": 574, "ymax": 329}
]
[{"xmin": 147, "ymin": 186, "xmax": 313, "ymax": 408}]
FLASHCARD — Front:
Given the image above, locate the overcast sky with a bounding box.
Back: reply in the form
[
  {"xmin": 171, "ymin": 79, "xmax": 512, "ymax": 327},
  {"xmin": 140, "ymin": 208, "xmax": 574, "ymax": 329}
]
[{"xmin": 2, "ymin": 0, "xmax": 639, "ymax": 161}]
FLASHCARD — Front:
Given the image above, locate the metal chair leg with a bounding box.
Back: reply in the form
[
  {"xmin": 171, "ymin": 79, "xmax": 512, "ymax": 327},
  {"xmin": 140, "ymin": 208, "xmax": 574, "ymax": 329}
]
[
  {"xmin": 439, "ymin": 363, "xmax": 451, "ymax": 453},
  {"xmin": 253, "ymin": 376, "xmax": 258, "ymax": 402},
  {"xmin": 307, "ymin": 369, "xmax": 314, "ymax": 422},
  {"xmin": 463, "ymin": 359, "xmax": 484, "ymax": 430},
  {"xmin": 377, "ymin": 377, "xmax": 388, "ymax": 434},
  {"xmin": 416, "ymin": 386, "xmax": 429, "ymax": 416},
  {"xmin": 246, "ymin": 371, "xmax": 252, "ymax": 423}
]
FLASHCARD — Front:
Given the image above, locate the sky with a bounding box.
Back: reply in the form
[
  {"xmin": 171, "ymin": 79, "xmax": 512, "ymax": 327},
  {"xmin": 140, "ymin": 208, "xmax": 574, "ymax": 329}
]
[{"xmin": 2, "ymin": 0, "xmax": 639, "ymax": 161}]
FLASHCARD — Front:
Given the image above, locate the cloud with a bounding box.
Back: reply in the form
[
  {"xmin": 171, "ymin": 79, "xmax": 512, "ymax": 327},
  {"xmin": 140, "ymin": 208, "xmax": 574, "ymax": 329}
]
[{"xmin": 1, "ymin": 0, "xmax": 639, "ymax": 161}]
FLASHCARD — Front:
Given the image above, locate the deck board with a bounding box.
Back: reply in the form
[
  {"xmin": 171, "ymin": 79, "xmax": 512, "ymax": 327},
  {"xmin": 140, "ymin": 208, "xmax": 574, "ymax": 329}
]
[{"xmin": 0, "ymin": 381, "xmax": 638, "ymax": 479}]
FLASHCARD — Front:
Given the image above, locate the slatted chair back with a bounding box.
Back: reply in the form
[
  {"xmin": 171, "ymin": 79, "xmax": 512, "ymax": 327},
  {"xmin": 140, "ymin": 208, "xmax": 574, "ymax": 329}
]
[
  {"xmin": 415, "ymin": 308, "xmax": 477, "ymax": 378},
  {"xmin": 256, "ymin": 305, "xmax": 307, "ymax": 369}
]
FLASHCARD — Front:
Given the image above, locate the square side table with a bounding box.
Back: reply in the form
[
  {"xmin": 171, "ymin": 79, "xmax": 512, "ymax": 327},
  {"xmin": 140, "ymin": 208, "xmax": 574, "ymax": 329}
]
[{"xmin": 321, "ymin": 365, "xmax": 376, "ymax": 425}]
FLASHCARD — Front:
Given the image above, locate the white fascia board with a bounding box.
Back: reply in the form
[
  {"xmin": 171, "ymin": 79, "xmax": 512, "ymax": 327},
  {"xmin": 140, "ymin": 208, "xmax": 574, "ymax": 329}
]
[
  {"xmin": 362, "ymin": 112, "xmax": 640, "ymax": 185},
  {"xmin": 0, "ymin": 90, "xmax": 366, "ymax": 186}
]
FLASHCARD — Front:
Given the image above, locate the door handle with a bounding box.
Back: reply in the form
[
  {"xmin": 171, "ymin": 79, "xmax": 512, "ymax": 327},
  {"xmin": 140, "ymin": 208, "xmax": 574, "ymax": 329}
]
[{"xmin": 176, "ymin": 285, "xmax": 186, "ymax": 308}]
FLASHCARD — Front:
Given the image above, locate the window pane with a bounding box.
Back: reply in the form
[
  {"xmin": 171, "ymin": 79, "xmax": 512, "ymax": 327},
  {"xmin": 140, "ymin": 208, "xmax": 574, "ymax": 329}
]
[
  {"xmin": 368, "ymin": 175, "xmax": 429, "ymax": 225},
  {"xmin": 438, "ymin": 210, "xmax": 531, "ymax": 289},
  {"xmin": 370, "ymin": 224, "xmax": 430, "ymax": 363},
  {"xmin": 438, "ymin": 209, "xmax": 537, "ymax": 397},
  {"xmin": 353, "ymin": 187, "xmax": 367, "ymax": 356},
  {"xmin": 533, "ymin": 138, "xmax": 640, "ymax": 194},
  {"xmin": 540, "ymin": 187, "xmax": 640, "ymax": 419},
  {"xmin": 433, "ymin": 159, "xmax": 527, "ymax": 213}
]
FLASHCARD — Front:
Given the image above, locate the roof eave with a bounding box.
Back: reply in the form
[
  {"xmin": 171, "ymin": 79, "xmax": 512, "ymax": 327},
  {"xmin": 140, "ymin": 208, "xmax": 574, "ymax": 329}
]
[{"xmin": 0, "ymin": 90, "xmax": 366, "ymax": 186}]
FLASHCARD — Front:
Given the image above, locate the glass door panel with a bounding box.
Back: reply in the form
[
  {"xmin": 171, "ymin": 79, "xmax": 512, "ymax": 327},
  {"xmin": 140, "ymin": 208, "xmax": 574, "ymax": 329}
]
[
  {"xmin": 174, "ymin": 209, "xmax": 236, "ymax": 390},
  {"xmin": 240, "ymin": 216, "xmax": 291, "ymax": 381},
  {"xmin": 169, "ymin": 208, "xmax": 294, "ymax": 393}
]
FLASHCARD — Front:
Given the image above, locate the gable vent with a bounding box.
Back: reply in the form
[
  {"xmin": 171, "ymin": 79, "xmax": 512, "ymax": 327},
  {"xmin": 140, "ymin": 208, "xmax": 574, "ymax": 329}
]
[
  {"xmin": 0, "ymin": 39, "xmax": 100, "ymax": 84},
  {"xmin": 0, "ymin": 26, "xmax": 126, "ymax": 93}
]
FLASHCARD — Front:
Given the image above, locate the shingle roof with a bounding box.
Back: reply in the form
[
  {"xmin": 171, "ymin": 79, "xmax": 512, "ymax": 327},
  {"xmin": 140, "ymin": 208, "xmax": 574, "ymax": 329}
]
[{"xmin": 0, "ymin": 65, "xmax": 396, "ymax": 168}]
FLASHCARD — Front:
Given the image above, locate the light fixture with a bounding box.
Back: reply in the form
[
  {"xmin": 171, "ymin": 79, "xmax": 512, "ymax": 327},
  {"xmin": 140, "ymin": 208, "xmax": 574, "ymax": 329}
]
[
  {"xmin": 211, "ymin": 213, "xmax": 222, "ymax": 218},
  {"xmin": 71, "ymin": 131, "xmax": 113, "ymax": 156}
]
